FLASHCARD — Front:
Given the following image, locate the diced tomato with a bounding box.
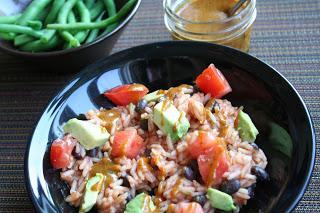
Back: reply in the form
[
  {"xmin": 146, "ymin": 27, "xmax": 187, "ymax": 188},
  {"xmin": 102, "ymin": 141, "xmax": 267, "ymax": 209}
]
[
  {"xmin": 197, "ymin": 140, "xmax": 229, "ymax": 186},
  {"xmin": 111, "ymin": 129, "xmax": 144, "ymax": 159},
  {"xmin": 103, "ymin": 84, "xmax": 149, "ymax": 106},
  {"xmin": 50, "ymin": 138, "xmax": 76, "ymax": 169},
  {"xmin": 167, "ymin": 202, "xmax": 204, "ymax": 213},
  {"xmin": 195, "ymin": 64, "xmax": 232, "ymax": 98},
  {"xmin": 187, "ymin": 131, "xmax": 218, "ymax": 159}
]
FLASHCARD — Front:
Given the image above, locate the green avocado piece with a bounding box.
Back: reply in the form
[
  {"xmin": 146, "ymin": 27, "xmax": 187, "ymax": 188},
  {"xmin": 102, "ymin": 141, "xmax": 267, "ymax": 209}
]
[
  {"xmin": 79, "ymin": 173, "xmax": 104, "ymax": 213},
  {"xmin": 206, "ymin": 188, "xmax": 236, "ymax": 211},
  {"xmin": 143, "ymin": 90, "xmax": 165, "ymax": 102},
  {"xmin": 269, "ymin": 122, "xmax": 293, "ymax": 158},
  {"xmin": 63, "ymin": 118, "xmax": 110, "ymax": 150},
  {"xmin": 153, "ymin": 100, "xmax": 190, "ymax": 141},
  {"xmin": 237, "ymin": 110, "xmax": 259, "ymax": 143},
  {"xmin": 124, "ymin": 193, "xmax": 155, "ymax": 213}
]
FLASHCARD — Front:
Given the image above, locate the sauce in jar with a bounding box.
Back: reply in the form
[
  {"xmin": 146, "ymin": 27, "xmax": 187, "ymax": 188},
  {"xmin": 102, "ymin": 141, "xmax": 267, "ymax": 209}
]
[{"xmin": 164, "ymin": 0, "xmax": 257, "ymax": 52}]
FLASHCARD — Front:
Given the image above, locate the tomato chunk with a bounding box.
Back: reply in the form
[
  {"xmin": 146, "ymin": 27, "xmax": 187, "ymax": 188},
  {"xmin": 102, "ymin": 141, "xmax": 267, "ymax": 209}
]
[
  {"xmin": 104, "ymin": 84, "xmax": 149, "ymax": 106},
  {"xmin": 167, "ymin": 202, "xmax": 204, "ymax": 213},
  {"xmin": 111, "ymin": 129, "xmax": 144, "ymax": 159},
  {"xmin": 50, "ymin": 138, "xmax": 76, "ymax": 169},
  {"xmin": 195, "ymin": 64, "xmax": 232, "ymax": 98},
  {"xmin": 187, "ymin": 131, "xmax": 218, "ymax": 159},
  {"xmin": 197, "ymin": 139, "xmax": 229, "ymax": 186}
]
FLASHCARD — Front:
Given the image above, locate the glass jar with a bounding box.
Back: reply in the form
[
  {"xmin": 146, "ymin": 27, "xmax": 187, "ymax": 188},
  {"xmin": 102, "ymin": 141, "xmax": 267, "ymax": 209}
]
[{"xmin": 163, "ymin": 0, "xmax": 257, "ymax": 52}]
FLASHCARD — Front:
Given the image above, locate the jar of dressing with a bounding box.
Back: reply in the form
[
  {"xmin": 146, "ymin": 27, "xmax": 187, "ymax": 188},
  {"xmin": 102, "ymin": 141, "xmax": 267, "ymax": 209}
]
[{"xmin": 164, "ymin": 0, "xmax": 257, "ymax": 52}]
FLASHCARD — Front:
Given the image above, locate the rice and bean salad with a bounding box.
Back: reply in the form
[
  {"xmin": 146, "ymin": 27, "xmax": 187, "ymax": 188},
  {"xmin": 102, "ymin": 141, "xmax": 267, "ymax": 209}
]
[{"xmin": 50, "ymin": 64, "xmax": 269, "ymax": 213}]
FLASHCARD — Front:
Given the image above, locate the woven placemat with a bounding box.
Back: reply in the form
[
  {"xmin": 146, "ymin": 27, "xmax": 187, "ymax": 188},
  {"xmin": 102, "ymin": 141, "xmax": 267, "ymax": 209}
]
[{"xmin": 0, "ymin": 0, "xmax": 319, "ymax": 212}]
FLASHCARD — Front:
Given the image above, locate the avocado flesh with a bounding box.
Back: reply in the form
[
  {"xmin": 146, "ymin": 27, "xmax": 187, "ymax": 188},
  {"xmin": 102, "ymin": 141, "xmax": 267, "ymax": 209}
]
[
  {"xmin": 237, "ymin": 110, "xmax": 259, "ymax": 143},
  {"xmin": 206, "ymin": 188, "xmax": 236, "ymax": 211},
  {"xmin": 153, "ymin": 100, "xmax": 190, "ymax": 141},
  {"xmin": 144, "ymin": 90, "xmax": 164, "ymax": 102},
  {"xmin": 124, "ymin": 193, "xmax": 155, "ymax": 213},
  {"xmin": 79, "ymin": 173, "xmax": 104, "ymax": 213},
  {"xmin": 269, "ymin": 122, "xmax": 292, "ymax": 158},
  {"xmin": 63, "ymin": 118, "xmax": 110, "ymax": 150}
]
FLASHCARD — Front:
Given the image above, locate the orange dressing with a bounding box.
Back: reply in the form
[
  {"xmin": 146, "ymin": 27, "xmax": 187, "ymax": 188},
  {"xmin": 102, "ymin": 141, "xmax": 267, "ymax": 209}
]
[
  {"xmin": 89, "ymin": 157, "xmax": 120, "ymax": 178},
  {"xmin": 166, "ymin": 84, "xmax": 193, "ymax": 100},
  {"xmin": 170, "ymin": 177, "xmax": 183, "ymax": 198},
  {"xmin": 137, "ymin": 157, "xmax": 153, "ymax": 173},
  {"xmin": 98, "ymin": 109, "xmax": 120, "ymax": 132}
]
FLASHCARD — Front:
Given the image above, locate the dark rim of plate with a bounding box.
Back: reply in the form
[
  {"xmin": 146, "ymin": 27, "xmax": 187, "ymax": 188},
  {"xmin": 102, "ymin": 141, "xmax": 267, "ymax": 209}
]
[{"xmin": 24, "ymin": 41, "xmax": 316, "ymax": 212}]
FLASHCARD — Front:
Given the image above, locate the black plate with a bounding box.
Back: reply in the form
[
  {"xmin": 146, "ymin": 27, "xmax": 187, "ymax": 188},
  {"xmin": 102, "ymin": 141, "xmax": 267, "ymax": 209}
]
[{"xmin": 24, "ymin": 41, "xmax": 315, "ymax": 212}]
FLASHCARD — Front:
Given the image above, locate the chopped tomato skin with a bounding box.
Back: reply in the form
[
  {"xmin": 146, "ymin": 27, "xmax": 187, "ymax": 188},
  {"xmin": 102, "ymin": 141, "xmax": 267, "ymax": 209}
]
[
  {"xmin": 195, "ymin": 64, "xmax": 232, "ymax": 98},
  {"xmin": 50, "ymin": 138, "xmax": 75, "ymax": 169},
  {"xmin": 187, "ymin": 131, "xmax": 218, "ymax": 159},
  {"xmin": 197, "ymin": 139, "xmax": 229, "ymax": 186},
  {"xmin": 111, "ymin": 129, "xmax": 144, "ymax": 159},
  {"xmin": 104, "ymin": 84, "xmax": 149, "ymax": 106}
]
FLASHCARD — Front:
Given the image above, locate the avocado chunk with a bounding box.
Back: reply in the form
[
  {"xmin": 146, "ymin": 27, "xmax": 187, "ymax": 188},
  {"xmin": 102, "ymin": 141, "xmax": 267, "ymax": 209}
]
[
  {"xmin": 124, "ymin": 193, "xmax": 155, "ymax": 213},
  {"xmin": 143, "ymin": 90, "xmax": 164, "ymax": 102},
  {"xmin": 153, "ymin": 100, "xmax": 190, "ymax": 141},
  {"xmin": 236, "ymin": 110, "xmax": 259, "ymax": 143},
  {"xmin": 206, "ymin": 188, "xmax": 236, "ymax": 211},
  {"xmin": 79, "ymin": 173, "xmax": 104, "ymax": 213},
  {"xmin": 63, "ymin": 118, "xmax": 110, "ymax": 150}
]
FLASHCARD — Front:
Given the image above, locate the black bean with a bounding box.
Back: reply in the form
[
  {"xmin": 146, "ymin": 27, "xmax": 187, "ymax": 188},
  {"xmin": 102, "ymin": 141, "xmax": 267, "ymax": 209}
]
[
  {"xmin": 189, "ymin": 160, "xmax": 202, "ymax": 183},
  {"xmin": 140, "ymin": 118, "xmax": 148, "ymax": 131},
  {"xmin": 220, "ymin": 179, "xmax": 241, "ymax": 195},
  {"xmin": 149, "ymin": 188, "xmax": 155, "ymax": 196},
  {"xmin": 145, "ymin": 148, "xmax": 152, "ymax": 157},
  {"xmin": 71, "ymin": 147, "xmax": 82, "ymax": 160},
  {"xmin": 212, "ymin": 101, "xmax": 220, "ymax": 112},
  {"xmin": 122, "ymin": 176, "xmax": 130, "ymax": 187},
  {"xmin": 247, "ymin": 184, "xmax": 256, "ymax": 198},
  {"xmin": 183, "ymin": 166, "xmax": 195, "ymax": 181},
  {"xmin": 126, "ymin": 192, "xmax": 134, "ymax": 202},
  {"xmin": 87, "ymin": 147, "xmax": 99, "ymax": 158},
  {"xmin": 193, "ymin": 84, "xmax": 200, "ymax": 93},
  {"xmin": 251, "ymin": 166, "xmax": 269, "ymax": 182},
  {"xmin": 77, "ymin": 113, "xmax": 87, "ymax": 120},
  {"xmin": 251, "ymin": 143, "xmax": 259, "ymax": 150},
  {"xmin": 193, "ymin": 195, "xmax": 207, "ymax": 206},
  {"xmin": 135, "ymin": 99, "xmax": 148, "ymax": 113}
]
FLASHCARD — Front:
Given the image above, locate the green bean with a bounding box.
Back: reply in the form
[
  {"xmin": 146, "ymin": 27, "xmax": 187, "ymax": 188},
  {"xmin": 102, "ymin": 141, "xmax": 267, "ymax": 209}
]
[
  {"xmin": 58, "ymin": 0, "xmax": 80, "ymax": 47},
  {"xmin": 45, "ymin": 0, "xmax": 66, "ymax": 25},
  {"xmin": 67, "ymin": 10, "xmax": 77, "ymax": 24},
  {"xmin": 48, "ymin": 0, "xmax": 137, "ymax": 30},
  {"xmin": 0, "ymin": 24, "xmax": 43, "ymax": 38},
  {"xmin": 16, "ymin": 0, "xmax": 52, "ymax": 25},
  {"xmin": 74, "ymin": 1, "xmax": 91, "ymax": 43},
  {"xmin": 0, "ymin": 32, "xmax": 15, "ymax": 40},
  {"xmin": 27, "ymin": 20, "xmax": 43, "ymax": 30},
  {"xmin": 102, "ymin": 0, "xmax": 118, "ymax": 35},
  {"xmin": 84, "ymin": 0, "xmax": 95, "ymax": 9},
  {"xmin": 14, "ymin": 34, "xmax": 35, "ymax": 46},
  {"xmin": 85, "ymin": 12, "xmax": 104, "ymax": 43},
  {"xmin": 90, "ymin": 1, "xmax": 104, "ymax": 20},
  {"xmin": 37, "ymin": 5, "xmax": 51, "ymax": 21},
  {"xmin": 0, "ymin": 14, "xmax": 21, "ymax": 24},
  {"xmin": 20, "ymin": 35, "xmax": 62, "ymax": 52}
]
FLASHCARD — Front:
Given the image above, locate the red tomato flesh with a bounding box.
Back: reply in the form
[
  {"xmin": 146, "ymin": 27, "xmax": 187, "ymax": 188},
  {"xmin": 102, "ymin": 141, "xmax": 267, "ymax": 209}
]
[
  {"xmin": 197, "ymin": 138, "xmax": 229, "ymax": 186},
  {"xmin": 111, "ymin": 129, "xmax": 144, "ymax": 159},
  {"xmin": 168, "ymin": 202, "xmax": 204, "ymax": 213},
  {"xmin": 195, "ymin": 64, "xmax": 232, "ymax": 98},
  {"xmin": 50, "ymin": 138, "xmax": 76, "ymax": 169},
  {"xmin": 104, "ymin": 84, "xmax": 149, "ymax": 106},
  {"xmin": 187, "ymin": 131, "xmax": 218, "ymax": 159}
]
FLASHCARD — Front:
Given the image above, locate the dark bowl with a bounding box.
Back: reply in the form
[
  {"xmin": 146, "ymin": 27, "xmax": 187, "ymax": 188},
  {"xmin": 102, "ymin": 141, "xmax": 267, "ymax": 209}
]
[
  {"xmin": 24, "ymin": 41, "xmax": 315, "ymax": 212},
  {"xmin": 0, "ymin": 0, "xmax": 141, "ymax": 71}
]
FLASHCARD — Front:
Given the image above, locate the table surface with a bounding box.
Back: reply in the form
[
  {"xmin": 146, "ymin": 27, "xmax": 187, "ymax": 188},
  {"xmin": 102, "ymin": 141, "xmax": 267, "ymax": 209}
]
[{"xmin": 0, "ymin": 0, "xmax": 319, "ymax": 212}]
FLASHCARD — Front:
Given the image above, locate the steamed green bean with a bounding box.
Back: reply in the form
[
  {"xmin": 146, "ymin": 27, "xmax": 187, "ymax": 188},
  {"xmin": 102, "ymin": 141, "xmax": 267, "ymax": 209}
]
[
  {"xmin": 102, "ymin": 0, "xmax": 118, "ymax": 35},
  {"xmin": 14, "ymin": 34, "xmax": 35, "ymax": 46},
  {"xmin": 74, "ymin": 1, "xmax": 91, "ymax": 43},
  {"xmin": 85, "ymin": 12, "xmax": 104, "ymax": 43},
  {"xmin": 45, "ymin": 0, "xmax": 66, "ymax": 25},
  {"xmin": 48, "ymin": 0, "xmax": 137, "ymax": 30},
  {"xmin": 0, "ymin": 14, "xmax": 21, "ymax": 24},
  {"xmin": 0, "ymin": 24, "xmax": 43, "ymax": 38},
  {"xmin": 0, "ymin": 32, "xmax": 15, "ymax": 40},
  {"xmin": 16, "ymin": 0, "xmax": 52, "ymax": 25}
]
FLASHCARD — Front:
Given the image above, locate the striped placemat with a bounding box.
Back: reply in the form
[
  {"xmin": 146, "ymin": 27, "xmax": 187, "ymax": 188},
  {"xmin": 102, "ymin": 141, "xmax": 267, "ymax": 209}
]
[{"xmin": 0, "ymin": 0, "xmax": 319, "ymax": 212}]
